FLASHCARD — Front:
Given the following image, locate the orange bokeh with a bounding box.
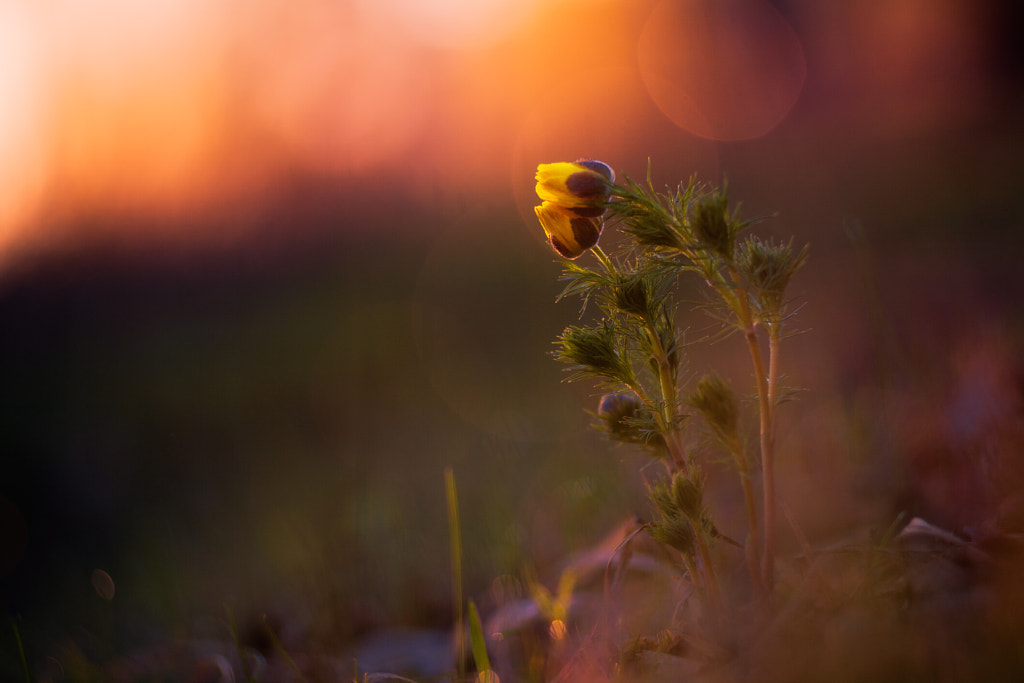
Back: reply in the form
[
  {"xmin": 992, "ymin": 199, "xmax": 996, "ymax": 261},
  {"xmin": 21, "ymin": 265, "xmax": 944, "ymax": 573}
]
[
  {"xmin": 0, "ymin": 0, "xmax": 999, "ymax": 264},
  {"xmin": 637, "ymin": 0, "xmax": 806, "ymax": 142}
]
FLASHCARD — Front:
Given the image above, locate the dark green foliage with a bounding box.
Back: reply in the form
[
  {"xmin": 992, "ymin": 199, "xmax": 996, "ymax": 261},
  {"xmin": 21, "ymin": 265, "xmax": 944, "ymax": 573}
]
[
  {"xmin": 671, "ymin": 470, "xmax": 706, "ymax": 523},
  {"xmin": 688, "ymin": 373, "xmax": 740, "ymax": 443},
  {"xmin": 555, "ymin": 322, "xmax": 633, "ymax": 386},
  {"xmin": 612, "ymin": 272, "xmax": 654, "ymax": 318},
  {"xmin": 692, "ymin": 189, "xmax": 740, "ymax": 261},
  {"xmin": 607, "ymin": 175, "xmax": 688, "ymax": 250},
  {"xmin": 647, "ymin": 470, "xmax": 709, "ymax": 558},
  {"xmin": 737, "ymin": 236, "xmax": 810, "ymax": 320},
  {"xmin": 648, "ymin": 513, "xmax": 697, "ymax": 557}
]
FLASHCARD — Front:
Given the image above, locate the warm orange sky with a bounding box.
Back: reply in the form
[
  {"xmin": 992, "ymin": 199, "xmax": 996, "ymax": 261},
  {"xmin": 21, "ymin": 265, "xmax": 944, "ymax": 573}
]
[{"xmin": 0, "ymin": 0, "xmax": 995, "ymax": 263}]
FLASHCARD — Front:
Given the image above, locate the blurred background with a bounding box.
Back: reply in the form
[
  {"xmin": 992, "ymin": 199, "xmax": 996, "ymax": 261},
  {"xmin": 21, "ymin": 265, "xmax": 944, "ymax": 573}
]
[{"xmin": 1, "ymin": 0, "xmax": 1023, "ymax": 674}]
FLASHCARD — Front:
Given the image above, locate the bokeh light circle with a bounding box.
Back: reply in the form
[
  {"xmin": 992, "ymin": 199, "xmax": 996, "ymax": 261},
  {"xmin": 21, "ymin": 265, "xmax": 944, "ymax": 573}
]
[{"xmin": 637, "ymin": 0, "xmax": 806, "ymax": 141}]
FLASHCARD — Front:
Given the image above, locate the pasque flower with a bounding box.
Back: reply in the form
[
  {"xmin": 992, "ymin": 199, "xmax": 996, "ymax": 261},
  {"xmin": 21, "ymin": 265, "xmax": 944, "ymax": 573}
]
[
  {"xmin": 534, "ymin": 159, "xmax": 615, "ymax": 258},
  {"xmin": 535, "ymin": 160, "xmax": 615, "ymax": 212},
  {"xmin": 534, "ymin": 201, "xmax": 603, "ymax": 259}
]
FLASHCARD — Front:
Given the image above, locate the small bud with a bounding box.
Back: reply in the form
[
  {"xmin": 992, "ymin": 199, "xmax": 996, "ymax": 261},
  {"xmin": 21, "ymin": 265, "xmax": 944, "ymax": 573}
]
[
  {"xmin": 596, "ymin": 392, "xmax": 667, "ymax": 449},
  {"xmin": 598, "ymin": 392, "xmax": 640, "ymax": 422},
  {"xmin": 597, "ymin": 392, "xmax": 641, "ymax": 435}
]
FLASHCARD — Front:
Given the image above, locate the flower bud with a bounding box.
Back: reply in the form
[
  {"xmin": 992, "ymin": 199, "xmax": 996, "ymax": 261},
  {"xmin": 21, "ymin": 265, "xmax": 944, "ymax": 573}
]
[
  {"xmin": 535, "ymin": 160, "xmax": 615, "ymax": 211},
  {"xmin": 598, "ymin": 392, "xmax": 641, "ymax": 431},
  {"xmin": 534, "ymin": 201, "xmax": 603, "ymax": 259}
]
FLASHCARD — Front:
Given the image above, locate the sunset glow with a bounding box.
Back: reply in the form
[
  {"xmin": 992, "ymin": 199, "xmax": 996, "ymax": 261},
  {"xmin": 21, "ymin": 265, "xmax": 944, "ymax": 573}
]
[{"xmin": 0, "ymin": 0, "xmax": 996, "ymax": 264}]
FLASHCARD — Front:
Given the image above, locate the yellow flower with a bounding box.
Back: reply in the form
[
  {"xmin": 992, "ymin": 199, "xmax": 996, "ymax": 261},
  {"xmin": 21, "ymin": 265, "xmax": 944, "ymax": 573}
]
[
  {"xmin": 535, "ymin": 160, "xmax": 614, "ymax": 211},
  {"xmin": 534, "ymin": 201, "xmax": 603, "ymax": 259}
]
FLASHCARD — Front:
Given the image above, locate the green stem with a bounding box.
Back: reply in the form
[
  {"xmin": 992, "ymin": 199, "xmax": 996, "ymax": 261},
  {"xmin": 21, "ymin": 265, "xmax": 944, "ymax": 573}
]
[
  {"xmin": 680, "ymin": 553, "xmax": 701, "ymax": 594},
  {"xmin": 593, "ymin": 244, "xmax": 688, "ymax": 471},
  {"xmin": 643, "ymin": 319, "xmax": 687, "ymax": 472},
  {"xmin": 641, "ymin": 314, "xmax": 723, "ymax": 600},
  {"xmin": 729, "ymin": 435, "xmax": 763, "ymax": 599},
  {"xmin": 745, "ymin": 326, "xmax": 774, "ymax": 593},
  {"xmin": 11, "ymin": 620, "xmax": 31, "ymax": 683},
  {"xmin": 723, "ymin": 267, "xmax": 773, "ymax": 596},
  {"xmin": 693, "ymin": 526, "xmax": 722, "ymax": 610},
  {"xmin": 595, "ymin": 242, "xmax": 720, "ymax": 598},
  {"xmin": 762, "ymin": 325, "xmax": 782, "ymax": 592},
  {"xmin": 445, "ymin": 467, "xmax": 466, "ymax": 679},
  {"xmin": 591, "ymin": 244, "xmax": 616, "ymax": 275}
]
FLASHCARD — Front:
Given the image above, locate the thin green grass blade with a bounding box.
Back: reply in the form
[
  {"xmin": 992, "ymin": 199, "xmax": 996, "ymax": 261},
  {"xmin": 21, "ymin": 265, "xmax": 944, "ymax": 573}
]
[
  {"xmin": 262, "ymin": 615, "xmax": 309, "ymax": 683},
  {"xmin": 11, "ymin": 619, "xmax": 31, "ymax": 683},
  {"xmin": 468, "ymin": 600, "xmax": 491, "ymax": 674},
  {"xmin": 445, "ymin": 466, "xmax": 466, "ymax": 679}
]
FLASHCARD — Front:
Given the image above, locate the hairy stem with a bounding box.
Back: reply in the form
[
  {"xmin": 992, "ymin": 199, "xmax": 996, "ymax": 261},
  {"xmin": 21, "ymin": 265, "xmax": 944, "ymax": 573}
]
[
  {"xmin": 724, "ymin": 267, "xmax": 773, "ymax": 596},
  {"xmin": 762, "ymin": 325, "xmax": 782, "ymax": 592},
  {"xmin": 592, "ymin": 245, "xmax": 688, "ymax": 470},
  {"xmin": 641, "ymin": 311, "xmax": 724, "ymax": 600},
  {"xmin": 745, "ymin": 326, "xmax": 774, "ymax": 593},
  {"xmin": 693, "ymin": 527, "xmax": 722, "ymax": 609},
  {"xmin": 644, "ymin": 319, "xmax": 687, "ymax": 472},
  {"xmin": 591, "ymin": 244, "xmax": 616, "ymax": 275},
  {"xmin": 728, "ymin": 435, "xmax": 763, "ymax": 599}
]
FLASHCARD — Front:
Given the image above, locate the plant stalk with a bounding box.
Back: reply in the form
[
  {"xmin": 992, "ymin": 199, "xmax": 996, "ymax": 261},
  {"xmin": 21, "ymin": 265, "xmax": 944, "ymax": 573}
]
[
  {"xmin": 729, "ymin": 436, "xmax": 763, "ymax": 599},
  {"xmin": 693, "ymin": 525, "xmax": 723, "ymax": 610},
  {"xmin": 762, "ymin": 325, "xmax": 782, "ymax": 592},
  {"xmin": 644, "ymin": 319, "xmax": 688, "ymax": 473},
  {"xmin": 743, "ymin": 326, "xmax": 774, "ymax": 593},
  {"xmin": 721, "ymin": 269, "xmax": 774, "ymax": 596}
]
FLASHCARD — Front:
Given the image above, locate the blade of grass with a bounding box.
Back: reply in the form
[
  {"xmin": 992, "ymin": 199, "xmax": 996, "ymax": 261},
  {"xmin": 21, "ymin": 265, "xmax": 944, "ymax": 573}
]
[
  {"xmin": 11, "ymin": 619, "xmax": 31, "ymax": 683},
  {"xmin": 468, "ymin": 600, "xmax": 491, "ymax": 674},
  {"xmin": 262, "ymin": 614, "xmax": 309, "ymax": 683},
  {"xmin": 225, "ymin": 604, "xmax": 257, "ymax": 683},
  {"xmin": 445, "ymin": 466, "xmax": 466, "ymax": 679}
]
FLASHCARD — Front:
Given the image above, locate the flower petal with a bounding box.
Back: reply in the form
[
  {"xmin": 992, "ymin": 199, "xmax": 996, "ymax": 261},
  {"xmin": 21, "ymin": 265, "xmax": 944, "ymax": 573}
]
[
  {"xmin": 535, "ymin": 160, "xmax": 613, "ymax": 208},
  {"xmin": 534, "ymin": 202, "xmax": 603, "ymax": 259},
  {"xmin": 575, "ymin": 159, "xmax": 614, "ymax": 182}
]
